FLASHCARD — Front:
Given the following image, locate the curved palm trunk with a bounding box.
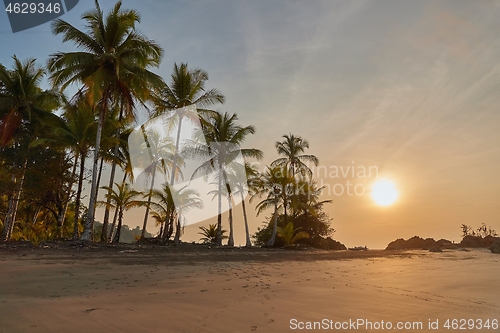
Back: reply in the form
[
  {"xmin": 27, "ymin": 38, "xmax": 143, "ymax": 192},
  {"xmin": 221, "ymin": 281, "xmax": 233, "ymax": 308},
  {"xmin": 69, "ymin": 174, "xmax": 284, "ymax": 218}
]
[
  {"xmin": 73, "ymin": 151, "xmax": 86, "ymax": 239},
  {"xmin": 141, "ymin": 165, "xmax": 157, "ymax": 238},
  {"xmin": 2, "ymin": 157, "xmax": 28, "ymax": 241},
  {"xmin": 109, "ymin": 171, "xmax": 128, "ymax": 243},
  {"xmin": 266, "ymin": 199, "xmax": 279, "ymax": 247},
  {"xmin": 240, "ymin": 192, "xmax": 252, "ymax": 247},
  {"xmin": 113, "ymin": 207, "xmax": 124, "ymax": 243},
  {"xmin": 108, "ymin": 206, "xmax": 119, "ymax": 243},
  {"xmin": 82, "ymin": 102, "xmax": 107, "ymax": 241}
]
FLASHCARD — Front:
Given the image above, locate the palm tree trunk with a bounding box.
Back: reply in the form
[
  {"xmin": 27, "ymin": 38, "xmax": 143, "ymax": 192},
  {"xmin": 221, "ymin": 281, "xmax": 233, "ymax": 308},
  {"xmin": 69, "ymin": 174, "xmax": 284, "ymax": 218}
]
[
  {"xmin": 109, "ymin": 171, "xmax": 127, "ymax": 242},
  {"xmin": 266, "ymin": 199, "xmax": 279, "ymax": 247},
  {"xmin": 2, "ymin": 191, "xmax": 15, "ymax": 240},
  {"xmin": 141, "ymin": 164, "xmax": 157, "ymax": 238},
  {"xmin": 102, "ymin": 105, "xmax": 123, "ymax": 242},
  {"xmin": 227, "ymin": 195, "xmax": 234, "ymax": 246},
  {"xmin": 92, "ymin": 155, "xmax": 105, "ymax": 216},
  {"xmin": 74, "ymin": 151, "xmax": 86, "ymax": 239},
  {"xmin": 82, "ymin": 103, "xmax": 107, "ymax": 241},
  {"xmin": 173, "ymin": 216, "xmax": 181, "ymax": 244},
  {"xmin": 58, "ymin": 152, "xmax": 79, "ymax": 238},
  {"xmin": 2, "ymin": 157, "xmax": 28, "ymax": 241},
  {"xmin": 241, "ymin": 192, "xmax": 252, "ymax": 247},
  {"xmin": 101, "ymin": 158, "xmax": 117, "ymax": 242},
  {"xmin": 215, "ymin": 165, "xmax": 223, "ymax": 246},
  {"xmin": 113, "ymin": 207, "xmax": 124, "ymax": 243}
]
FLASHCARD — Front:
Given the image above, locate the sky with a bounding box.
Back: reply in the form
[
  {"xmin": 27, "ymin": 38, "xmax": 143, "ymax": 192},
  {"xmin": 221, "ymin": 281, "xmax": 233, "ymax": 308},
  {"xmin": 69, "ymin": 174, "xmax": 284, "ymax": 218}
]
[{"xmin": 1, "ymin": 0, "xmax": 499, "ymax": 248}]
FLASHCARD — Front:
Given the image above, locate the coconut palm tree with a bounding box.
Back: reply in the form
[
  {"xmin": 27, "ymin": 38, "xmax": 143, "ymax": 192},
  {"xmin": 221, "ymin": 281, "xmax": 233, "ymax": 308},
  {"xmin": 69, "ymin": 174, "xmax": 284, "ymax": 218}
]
[
  {"xmin": 198, "ymin": 223, "xmax": 227, "ymax": 244},
  {"xmin": 31, "ymin": 97, "xmax": 97, "ymax": 238},
  {"xmin": 271, "ymin": 134, "xmax": 318, "ymax": 226},
  {"xmin": 252, "ymin": 166, "xmax": 294, "ymax": 247},
  {"xmin": 0, "ymin": 56, "xmax": 60, "ymax": 241},
  {"xmin": 149, "ymin": 183, "xmax": 203, "ymax": 243},
  {"xmin": 99, "ymin": 182, "xmax": 142, "ymax": 243},
  {"xmin": 134, "ymin": 129, "xmax": 180, "ymax": 239},
  {"xmin": 190, "ymin": 112, "xmax": 262, "ymax": 246},
  {"xmin": 171, "ymin": 185, "xmax": 203, "ymax": 244},
  {"xmin": 48, "ymin": 0, "xmax": 164, "ymax": 241},
  {"xmin": 272, "ymin": 134, "xmax": 319, "ymax": 179},
  {"xmin": 154, "ymin": 63, "xmax": 225, "ymax": 188}
]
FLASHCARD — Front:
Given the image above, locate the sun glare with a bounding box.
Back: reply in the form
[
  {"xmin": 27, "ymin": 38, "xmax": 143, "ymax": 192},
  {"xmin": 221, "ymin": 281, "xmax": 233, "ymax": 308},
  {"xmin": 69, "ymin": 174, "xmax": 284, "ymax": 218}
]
[{"xmin": 371, "ymin": 180, "xmax": 399, "ymax": 206}]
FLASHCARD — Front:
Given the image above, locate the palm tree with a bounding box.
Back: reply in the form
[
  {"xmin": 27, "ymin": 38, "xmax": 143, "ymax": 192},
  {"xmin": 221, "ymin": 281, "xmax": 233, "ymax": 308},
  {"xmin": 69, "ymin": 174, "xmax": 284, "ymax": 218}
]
[
  {"xmin": 198, "ymin": 223, "xmax": 227, "ymax": 244},
  {"xmin": 48, "ymin": 0, "xmax": 164, "ymax": 241},
  {"xmin": 99, "ymin": 182, "xmax": 142, "ymax": 243},
  {"xmin": 170, "ymin": 185, "xmax": 203, "ymax": 244},
  {"xmin": 252, "ymin": 166, "xmax": 294, "ymax": 247},
  {"xmin": 149, "ymin": 183, "xmax": 203, "ymax": 243},
  {"xmin": 272, "ymin": 134, "xmax": 319, "ymax": 179},
  {"xmin": 191, "ymin": 112, "xmax": 262, "ymax": 246},
  {"xmin": 148, "ymin": 182, "xmax": 175, "ymax": 241},
  {"xmin": 271, "ymin": 134, "xmax": 318, "ymax": 226},
  {"xmin": 134, "ymin": 129, "xmax": 179, "ymax": 239},
  {"xmin": 154, "ymin": 63, "xmax": 225, "ymax": 188},
  {"xmin": 31, "ymin": 97, "xmax": 97, "ymax": 239},
  {"xmin": 0, "ymin": 56, "xmax": 60, "ymax": 241}
]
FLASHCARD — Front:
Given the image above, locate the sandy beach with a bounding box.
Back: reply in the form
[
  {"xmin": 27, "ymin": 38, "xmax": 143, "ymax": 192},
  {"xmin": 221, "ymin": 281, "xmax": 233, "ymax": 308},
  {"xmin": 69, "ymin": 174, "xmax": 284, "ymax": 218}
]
[{"xmin": 1, "ymin": 246, "xmax": 499, "ymax": 333}]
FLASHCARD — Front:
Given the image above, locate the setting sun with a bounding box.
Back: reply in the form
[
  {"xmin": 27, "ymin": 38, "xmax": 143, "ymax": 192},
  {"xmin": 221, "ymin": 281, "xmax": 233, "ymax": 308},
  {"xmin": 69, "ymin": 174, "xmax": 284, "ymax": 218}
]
[{"xmin": 371, "ymin": 180, "xmax": 399, "ymax": 206}]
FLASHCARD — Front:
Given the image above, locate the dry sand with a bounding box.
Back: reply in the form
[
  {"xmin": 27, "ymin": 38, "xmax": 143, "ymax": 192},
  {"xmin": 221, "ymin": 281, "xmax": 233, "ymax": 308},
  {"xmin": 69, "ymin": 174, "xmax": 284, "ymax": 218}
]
[{"xmin": 0, "ymin": 246, "xmax": 499, "ymax": 333}]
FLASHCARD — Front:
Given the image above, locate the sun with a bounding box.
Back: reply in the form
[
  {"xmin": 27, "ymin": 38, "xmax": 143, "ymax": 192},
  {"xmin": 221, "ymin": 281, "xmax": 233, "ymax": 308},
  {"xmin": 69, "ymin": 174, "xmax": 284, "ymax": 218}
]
[{"xmin": 371, "ymin": 179, "xmax": 399, "ymax": 206}]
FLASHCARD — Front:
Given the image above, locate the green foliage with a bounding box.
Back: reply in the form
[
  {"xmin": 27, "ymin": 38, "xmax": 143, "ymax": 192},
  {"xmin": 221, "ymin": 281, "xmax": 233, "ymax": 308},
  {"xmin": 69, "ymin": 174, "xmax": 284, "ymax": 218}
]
[
  {"xmin": 198, "ymin": 224, "xmax": 227, "ymax": 244},
  {"xmin": 277, "ymin": 222, "xmax": 310, "ymax": 246}
]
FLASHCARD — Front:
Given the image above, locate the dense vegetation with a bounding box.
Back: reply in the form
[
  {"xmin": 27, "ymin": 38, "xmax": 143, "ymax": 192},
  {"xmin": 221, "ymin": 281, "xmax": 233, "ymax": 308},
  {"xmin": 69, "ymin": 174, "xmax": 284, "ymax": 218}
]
[{"xmin": 0, "ymin": 0, "xmax": 333, "ymax": 247}]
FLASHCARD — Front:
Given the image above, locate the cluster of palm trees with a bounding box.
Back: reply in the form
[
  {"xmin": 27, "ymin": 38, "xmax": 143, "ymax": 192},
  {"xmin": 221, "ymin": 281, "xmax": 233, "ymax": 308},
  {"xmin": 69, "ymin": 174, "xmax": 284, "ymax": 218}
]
[{"xmin": 0, "ymin": 0, "xmax": 333, "ymax": 247}]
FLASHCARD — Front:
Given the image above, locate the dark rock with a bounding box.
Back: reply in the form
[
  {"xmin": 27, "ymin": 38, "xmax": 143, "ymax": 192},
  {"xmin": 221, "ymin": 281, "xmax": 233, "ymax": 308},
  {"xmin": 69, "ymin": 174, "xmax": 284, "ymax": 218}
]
[
  {"xmin": 311, "ymin": 236, "xmax": 347, "ymax": 250},
  {"xmin": 459, "ymin": 235, "xmax": 500, "ymax": 248},
  {"xmin": 429, "ymin": 246, "xmax": 443, "ymax": 252},
  {"xmin": 490, "ymin": 240, "xmax": 500, "ymax": 254}
]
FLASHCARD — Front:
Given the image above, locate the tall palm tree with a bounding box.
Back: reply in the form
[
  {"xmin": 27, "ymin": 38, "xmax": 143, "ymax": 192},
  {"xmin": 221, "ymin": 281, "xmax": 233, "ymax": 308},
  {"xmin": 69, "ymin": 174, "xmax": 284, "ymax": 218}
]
[
  {"xmin": 31, "ymin": 97, "xmax": 97, "ymax": 239},
  {"xmin": 252, "ymin": 166, "xmax": 294, "ymax": 247},
  {"xmin": 135, "ymin": 129, "xmax": 179, "ymax": 239},
  {"xmin": 147, "ymin": 182, "xmax": 175, "ymax": 241},
  {"xmin": 272, "ymin": 134, "xmax": 319, "ymax": 179},
  {"xmin": 271, "ymin": 134, "xmax": 318, "ymax": 225},
  {"xmin": 99, "ymin": 182, "xmax": 142, "ymax": 243},
  {"xmin": 191, "ymin": 112, "xmax": 262, "ymax": 246},
  {"xmin": 171, "ymin": 185, "xmax": 203, "ymax": 244},
  {"xmin": 154, "ymin": 63, "xmax": 225, "ymax": 188},
  {"xmin": 48, "ymin": 0, "xmax": 164, "ymax": 241},
  {"xmin": 149, "ymin": 183, "xmax": 203, "ymax": 243},
  {"xmin": 0, "ymin": 56, "xmax": 60, "ymax": 241}
]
